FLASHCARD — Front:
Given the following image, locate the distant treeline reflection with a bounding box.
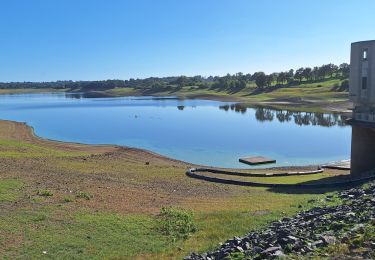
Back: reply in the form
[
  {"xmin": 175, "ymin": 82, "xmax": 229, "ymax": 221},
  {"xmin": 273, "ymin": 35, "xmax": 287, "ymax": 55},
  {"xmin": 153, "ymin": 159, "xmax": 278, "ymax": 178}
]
[{"xmin": 219, "ymin": 104, "xmax": 348, "ymax": 127}]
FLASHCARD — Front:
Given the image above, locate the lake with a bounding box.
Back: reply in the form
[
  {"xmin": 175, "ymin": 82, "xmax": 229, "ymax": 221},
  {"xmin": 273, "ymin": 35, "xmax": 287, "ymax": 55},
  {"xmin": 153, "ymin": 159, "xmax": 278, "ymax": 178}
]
[{"xmin": 0, "ymin": 93, "xmax": 351, "ymax": 168}]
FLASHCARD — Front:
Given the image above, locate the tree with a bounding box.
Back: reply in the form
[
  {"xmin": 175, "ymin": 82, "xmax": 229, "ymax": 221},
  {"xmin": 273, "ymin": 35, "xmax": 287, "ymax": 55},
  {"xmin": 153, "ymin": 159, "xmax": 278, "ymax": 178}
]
[
  {"xmin": 327, "ymin": 64, "xmax": 339, "ymax": 78},
  {"xmin": 286, "ymin": 69, "xmax": 294, "ymax": 84},
  {"xmin": 318, "ymin": 65, "xmax": 328, "ymax": 79},
  {"xmin": 253, "ymin": 72, "xmax": 267, "ymax": 89},
  {"xmin": 277, "ymin": 72, "xmax": 287, "ymax": 85},
  {"xmin": 339, "ymin": 63, "xmax": 350, "ymax": 78},
  {"xmin": 312, "ymin": 67, "xmax": 319, "ymax": 80},
  {"xmin": 302, "ymin": 67, "xmax": 312, "ymax": 81},
  {"xmin": 265, "ymin": 74, "xmax": 274, "ymax": 87},
  {"xmin": 276, "ymin": 72, "xmax": 284, "ymax": 84},
  {"xmin": 295, "ymin": 68, "xmax": 304, "ymax": 82},
  {"xmin": 176, "ymin": 76, "xmax": 188, "ymax": 87}
]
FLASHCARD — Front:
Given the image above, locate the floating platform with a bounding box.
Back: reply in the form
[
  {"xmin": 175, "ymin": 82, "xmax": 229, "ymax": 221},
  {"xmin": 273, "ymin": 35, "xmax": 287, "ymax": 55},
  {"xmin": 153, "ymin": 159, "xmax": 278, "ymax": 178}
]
[{"xmin": 239, "ymin": 156, "xmax": 276, "ymax": 166}]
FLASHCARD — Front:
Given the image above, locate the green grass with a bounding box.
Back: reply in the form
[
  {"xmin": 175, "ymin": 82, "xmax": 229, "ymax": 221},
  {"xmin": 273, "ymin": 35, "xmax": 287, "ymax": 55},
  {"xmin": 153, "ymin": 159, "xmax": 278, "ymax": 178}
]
[
  {"xmin": 0, "ymin": 183, "xmax": 334, "ymax": 259},
  {"xmin": 0, "ymin": 179, "xmax": 23, "ymax": 202},
  {"xmin": 0, "ymin": 88, "xmax": 67, "ymax": 95},
  {"xmin": 0, "ymin": 207, "xmax": 183, "ymax": 259},
  {"xmin": 0, "ymin": 139, "xmax": 89, "ymax": 158}
]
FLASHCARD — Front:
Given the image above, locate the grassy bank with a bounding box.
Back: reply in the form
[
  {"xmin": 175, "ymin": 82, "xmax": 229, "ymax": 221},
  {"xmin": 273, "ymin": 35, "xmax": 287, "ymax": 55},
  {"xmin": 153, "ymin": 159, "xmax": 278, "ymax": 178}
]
[
  {"xmin": 0, "ymin": 120, "xmax": 350, "ymax": 259},
  {"xmin": 0, "ymin": 78, "xmax": 351, "ymax": 113},
  {"xmin": 97, "ymin": 78, "xmax": 350, "ymax": 113}
]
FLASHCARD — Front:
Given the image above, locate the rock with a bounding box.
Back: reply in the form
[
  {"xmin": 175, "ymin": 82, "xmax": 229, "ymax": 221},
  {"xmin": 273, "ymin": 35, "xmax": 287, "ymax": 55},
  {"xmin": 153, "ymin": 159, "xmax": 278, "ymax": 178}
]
[
  {"xmin": 272, "ymin": 250, "xmax": 286, "ymax": 257},
  {"xmin": 341, "ymin": 236, "xmax": 350, "ymax": 243},
  {"xmin": 311, "ymin": 240, "xmax": 324, "ymax": 248},
  {"xmin": 261, "ymin": 246, "xmax": 281, "ymax": 255},
  {"xmin": 252, "ymin": 246, "xmax": 264, "ymax": 254},
  {"xmin": 320, "ymin": 235, "xmax": 336, "ymax": 245},
  {"xmin": 235, "ymin": 246, "xmax": 244, "ymax": 253},
  {"xmin": 287, "ymin": 235, "xmax": 299, "ymax": 243},
  {"xmin": 242, "ymin": 242, "xmax": 251, "ymax": 250}
]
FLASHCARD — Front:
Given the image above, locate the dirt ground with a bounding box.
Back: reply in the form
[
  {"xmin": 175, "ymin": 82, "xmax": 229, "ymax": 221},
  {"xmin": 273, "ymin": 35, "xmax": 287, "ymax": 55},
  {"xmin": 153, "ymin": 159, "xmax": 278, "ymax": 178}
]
[{"xmin": 0, "ymin": 120, "xmax": 244, "ymax": 214}]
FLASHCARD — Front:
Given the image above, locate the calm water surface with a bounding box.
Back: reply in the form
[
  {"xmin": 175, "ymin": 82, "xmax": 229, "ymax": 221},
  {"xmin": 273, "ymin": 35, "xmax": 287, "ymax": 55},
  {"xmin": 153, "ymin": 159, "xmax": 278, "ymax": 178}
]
[{"xmin": 0, "ymin": 93, "xmax": 351, "ymax": 168}]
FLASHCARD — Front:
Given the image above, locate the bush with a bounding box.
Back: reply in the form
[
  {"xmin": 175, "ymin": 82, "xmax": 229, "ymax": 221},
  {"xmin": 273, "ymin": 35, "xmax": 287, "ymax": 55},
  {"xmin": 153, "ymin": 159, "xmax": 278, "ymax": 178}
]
[
  {"xmin": 63, "ymin": 196, "xmax": 75, "ymax": 203},
  {"xmin": 37, "ymin": 189, "xmax": 53, "ymax": 196},
  {"xmin": 76, "ymin": 191, "xmax": 93, "ymax": 200},
  {"xmin": 158, "ymin": 207, "xmax": 197, "ymax": 241}
]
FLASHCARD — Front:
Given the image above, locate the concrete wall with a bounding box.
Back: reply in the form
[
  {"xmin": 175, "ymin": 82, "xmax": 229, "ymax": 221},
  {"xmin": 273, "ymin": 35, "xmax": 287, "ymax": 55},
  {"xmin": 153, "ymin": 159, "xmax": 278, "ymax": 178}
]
[
  {"xmin": 350, "ymin": 40, "xmax": 375, "ymax": 106},
  {"xmin": 351, "ymin": 125, "xmax": 375, "ymax": 175}
]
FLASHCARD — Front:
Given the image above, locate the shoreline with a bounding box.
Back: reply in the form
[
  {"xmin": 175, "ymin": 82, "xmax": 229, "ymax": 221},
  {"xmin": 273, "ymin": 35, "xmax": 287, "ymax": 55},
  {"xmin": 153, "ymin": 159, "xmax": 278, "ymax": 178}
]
[
  {"xmin": 0, "ymin": 88, "xmax": 352, "ymax": 114},
  {"xmin": 0, "ymin": 119, "xmax": 350, "ymax": 172},
  {"xmin": 8, "ymin": 119, "xmax": 193, "ymax": 166}
]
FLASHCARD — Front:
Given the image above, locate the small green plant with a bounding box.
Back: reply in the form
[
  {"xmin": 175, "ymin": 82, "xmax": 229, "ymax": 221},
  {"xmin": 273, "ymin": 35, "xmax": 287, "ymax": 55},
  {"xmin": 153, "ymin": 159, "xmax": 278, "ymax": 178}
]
[
  {"xmin": 33, "ymin": 213, "xmax": 48, "ymax": 222},
  {"xmin": 76, "ymin": 191, "xmax": 93, "ymax": 200},
  {"xmin": 225, "ymin": 252, "xmax": 246, "ymax": 260},
  {"xmin": 37, "ymin": 189, "xmax": 53, "ymax": 197},
  {"xmin": 63, "ymin": 196, "xmax": 75, "ymax": 203},
  {"xmin": 158, "ymin": 207, "xmax": 197, "ymax": 241}
]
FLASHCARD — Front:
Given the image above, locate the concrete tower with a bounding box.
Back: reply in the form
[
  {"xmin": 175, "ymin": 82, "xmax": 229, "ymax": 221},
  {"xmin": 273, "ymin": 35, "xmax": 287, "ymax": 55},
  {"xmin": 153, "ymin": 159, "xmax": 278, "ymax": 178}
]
[{"xmin": 349, "ymin": 40, "xmax": 375, "ymax": 175}]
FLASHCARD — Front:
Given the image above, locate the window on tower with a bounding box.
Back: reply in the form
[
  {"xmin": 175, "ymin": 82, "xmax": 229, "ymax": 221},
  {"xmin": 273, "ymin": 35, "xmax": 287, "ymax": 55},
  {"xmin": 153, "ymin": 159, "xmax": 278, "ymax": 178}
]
[
  {"xmin": 362, "ymin": 76, "xmax": 368, "ymax": 89},
  {"xmin": 363, "ymin": 49, "xmax": 368, "ymax": 61}
]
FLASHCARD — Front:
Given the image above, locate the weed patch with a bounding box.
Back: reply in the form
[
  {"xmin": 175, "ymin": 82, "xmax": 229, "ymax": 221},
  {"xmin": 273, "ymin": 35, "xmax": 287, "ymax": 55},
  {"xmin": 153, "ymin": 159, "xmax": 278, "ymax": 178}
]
[
  {"xmin": 158, "ymin": 207, "xmax": 197, "ymax": 241},
  {"xmin": 75, "ymin": 191, "xmax": 93, "ymax": 200},
  {"xmin": 37, "ymin": 189, "xmax": 53, "ymax": 197}
]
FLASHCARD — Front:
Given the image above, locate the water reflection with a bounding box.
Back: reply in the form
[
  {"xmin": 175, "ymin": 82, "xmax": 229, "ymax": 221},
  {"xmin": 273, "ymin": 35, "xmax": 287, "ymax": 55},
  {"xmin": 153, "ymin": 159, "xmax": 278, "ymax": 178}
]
[
  {"xmin": 66, "ymin": 93, "xmax": 347, "ymax": 128},
  {"xmin": 219, "ymin": 104, "xmax": 247, "ymax": 114},
  {"xmin": 219, "ymin": 104, "xmax": 348, "ymax": 127}
]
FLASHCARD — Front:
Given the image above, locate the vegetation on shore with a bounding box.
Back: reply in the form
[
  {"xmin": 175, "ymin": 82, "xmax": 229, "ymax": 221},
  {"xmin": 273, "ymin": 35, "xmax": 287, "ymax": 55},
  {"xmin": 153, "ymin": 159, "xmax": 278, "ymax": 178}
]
[
  {"xmin": 0, "ymin": 63, "xmax": 351, "ymax": 113},
  {"xmin": 0, "ymin": 120, "xmax": 351, "ymax": 259}
]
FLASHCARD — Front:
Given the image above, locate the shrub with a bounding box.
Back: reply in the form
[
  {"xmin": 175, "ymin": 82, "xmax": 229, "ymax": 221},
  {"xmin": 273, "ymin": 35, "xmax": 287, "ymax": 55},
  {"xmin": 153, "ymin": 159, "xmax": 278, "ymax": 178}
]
[
  {"xmin": 63, "ymin": 196, "xmax": 74, "ymax": 203},
  {"xmin": 33, "ymin": 213, "xmax": 48, "ymax": 222},
  {"xmin": 37, "ymin": 189, "xmax": 53, "ymax": 196},
  {"xmin": 76, "ymin": 191, "xmax": 93, "ymax": 200},
  {"xmin": 158, "ymin": 207, "xmax": 197, "ymax": 241}
]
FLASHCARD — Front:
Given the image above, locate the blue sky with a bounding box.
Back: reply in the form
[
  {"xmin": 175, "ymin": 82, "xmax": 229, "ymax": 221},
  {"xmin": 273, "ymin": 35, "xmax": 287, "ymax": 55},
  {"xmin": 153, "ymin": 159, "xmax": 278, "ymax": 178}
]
[{"xmin": 1, "ymin": 0, "xmax": 374, "ymax": 82}]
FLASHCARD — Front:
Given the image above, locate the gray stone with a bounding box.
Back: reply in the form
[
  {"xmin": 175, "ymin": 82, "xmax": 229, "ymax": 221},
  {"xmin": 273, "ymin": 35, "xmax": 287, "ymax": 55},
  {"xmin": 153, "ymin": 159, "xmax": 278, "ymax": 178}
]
[
  {"xmin": 235, "ymin": 246, "xmax": 244, "ymax": 253},
  {"xmin": 252, "ymin": 246, "xmax": 264, "ymax": 254},
  {"xmin": 312, "ymin": 240, "xmax": 324, "ymax": 248},
  {"xmin": 272, "ymin": 250, "xmax": 286, "ymax": 257},
  {"xmin": 261, "ymin": 246, "xmax": 281, "ymax": 254},
  {"xmin": 320, "ymin": 235, "xmax": 336, "ymax": 245}
]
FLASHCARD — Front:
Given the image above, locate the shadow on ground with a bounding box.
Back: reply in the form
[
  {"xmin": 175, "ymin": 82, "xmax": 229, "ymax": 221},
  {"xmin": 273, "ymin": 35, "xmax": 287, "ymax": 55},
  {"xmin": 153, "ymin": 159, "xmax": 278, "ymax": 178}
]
[{"xmin": 267, "ymin": 174, "xmax": 365, "ymax": 194}]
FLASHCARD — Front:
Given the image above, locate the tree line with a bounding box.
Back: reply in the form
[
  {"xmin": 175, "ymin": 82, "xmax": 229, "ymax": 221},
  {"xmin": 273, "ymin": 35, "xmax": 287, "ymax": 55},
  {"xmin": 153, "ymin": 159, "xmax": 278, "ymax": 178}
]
[{"xmin": 0, "ymin": 63, "xmax": 350, "ymax": 91}]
